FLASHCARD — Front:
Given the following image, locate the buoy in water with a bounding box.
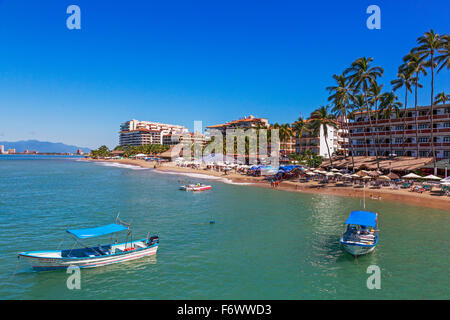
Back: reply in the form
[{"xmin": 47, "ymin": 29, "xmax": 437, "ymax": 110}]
[{"xmin": 209, "ymin": 220, "xmax": 215, "ymax": 224}]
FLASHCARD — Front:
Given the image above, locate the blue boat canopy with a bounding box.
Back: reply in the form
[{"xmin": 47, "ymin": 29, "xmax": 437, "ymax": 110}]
[
  {"xmin": 345, "ymin": 211, "xmax": 377, "ymax": 227},
  {"xmin": 66, "ymin": 223, "xmax": 128, "ymax": 239}
]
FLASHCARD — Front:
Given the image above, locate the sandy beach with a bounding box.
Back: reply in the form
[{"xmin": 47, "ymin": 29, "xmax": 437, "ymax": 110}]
[{"xmin": 84, "ymin": 158, "xmax": 450, "ymax": 211}]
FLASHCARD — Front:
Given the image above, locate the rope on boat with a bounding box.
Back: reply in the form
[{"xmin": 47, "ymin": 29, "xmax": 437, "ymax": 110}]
[{"xmin": 10, "ymin": 255, "xmax": 20, "ymax": 278}]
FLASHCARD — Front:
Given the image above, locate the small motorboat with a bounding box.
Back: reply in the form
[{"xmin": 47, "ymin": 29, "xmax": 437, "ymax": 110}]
[
  {"xmin": 18, "ymin": 221, "xmax": 159, "ymax": 271},
  {"xmin": 179, "ymin": 183, "xmax": 212, "ymax": 192},
  {"xmin": 339, "ymin": 210, "xmax": 379, "ymax": 256}
]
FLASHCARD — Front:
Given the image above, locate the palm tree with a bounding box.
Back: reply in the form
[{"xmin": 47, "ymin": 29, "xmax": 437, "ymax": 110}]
[
  {"xmin": 310, "ymin": 105, "xmax": 337, "ymax": 167},
  {"xmin": 345, "ymin": 57, "xmax": 384, "ymax": 169},
  {"xmin": 292, "ymin": 117, "xmax": 311, "ymax": 155},
  {"xmin": 391, "ymin": 66, "xmax": 413, "ymax": 156},
  {"xmin": 350, "ymin": 94, "xmax": 369, "ymax": 156},
  {"xmin": 403, "ymin": 51, "xmax": 427, "ymax": 158},
  {"xmin": 368, "ymin": 82, "xmax": 384, "ymax": 158},
  {"xmin": 327, "ymin": 73, "xmax": 355, "ymax": 165},
  {"xmin": 434, "ymin": 92, "xmax": 449, "ymax": 105},
  {"xmin": 273, "ymin": 123, "xmax": 293, "ymax": 158},
  {"xmin": 413, "ymin": 29, "xmax": 445, "ymax": 167},
  {"xmin": 379, "ymin": 92, "xmax": 402, "ymax": 156},
  {"xmin": 435, "ymin": 34, "xmax": 450, "ymax": 72}
]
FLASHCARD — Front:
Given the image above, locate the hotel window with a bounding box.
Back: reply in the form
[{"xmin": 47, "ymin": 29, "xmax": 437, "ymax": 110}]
[
  {"xmin": 418, "ymin": 124, "xmax": 429, "ymax": 129},
  {"xmin": 394, "ymin": 138, "xmax": 403, "ymax": 144},
  {"xmin": 445, "ymin": 151, "xmax": 450, "ymax": 158},
  {"xmin": 418, "ymin": 137, "xmax": 430, "ymax": 143},
  {"xmin": 420, "ymin": 151, "xmax": 429, "ymax": 157},
  {"xmin": 443, "ymin": 122, "xmax": 450, "ymax": 128},
  {"xmin": 394, "ymin": 125, "xmax": 404, "ymax": 131},
  {"xmin": 444, "ymin": 136, "xmax": 450, "ymax": 142}
]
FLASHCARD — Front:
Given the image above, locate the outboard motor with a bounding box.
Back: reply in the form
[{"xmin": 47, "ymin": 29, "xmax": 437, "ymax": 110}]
[{"xmin": 148, "ymin": 236, "xmax": 159, "ymax": 246}]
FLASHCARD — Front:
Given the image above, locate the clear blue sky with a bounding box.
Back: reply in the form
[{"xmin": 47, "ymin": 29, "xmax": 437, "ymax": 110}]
[{"xmin": 0, "ymin": 0, "xmax": 448, "ymax": 149}]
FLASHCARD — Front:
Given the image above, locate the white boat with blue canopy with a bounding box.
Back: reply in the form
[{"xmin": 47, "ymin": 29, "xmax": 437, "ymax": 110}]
[
  {"xmin": 18, "ymin": 222, "xmax": 159, "ymax": 271},
  {"xmin": 339, "ymin": 210, "xmax": 379, "ymax": 256}
]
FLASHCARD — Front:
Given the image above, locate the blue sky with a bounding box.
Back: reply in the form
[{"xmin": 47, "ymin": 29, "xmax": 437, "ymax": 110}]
[{"xmin": 0, "ymin": 0, "xmax": 448, "ymax": 149}]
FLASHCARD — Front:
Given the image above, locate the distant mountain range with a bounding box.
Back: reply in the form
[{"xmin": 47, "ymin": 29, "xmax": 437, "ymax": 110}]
[{"xmin": 0, "ymin": 140, "xmax": 91, "ymax": 154}]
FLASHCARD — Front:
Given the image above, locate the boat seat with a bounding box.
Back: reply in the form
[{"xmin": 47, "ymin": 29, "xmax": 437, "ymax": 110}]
[{"xmin": 97, "ymin": 247, "xmax": 108, "ymax": 255}]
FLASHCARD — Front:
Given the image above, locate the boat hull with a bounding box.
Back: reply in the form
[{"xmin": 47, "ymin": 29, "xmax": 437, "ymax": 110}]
[
  {"xmin": 179, "ymin": 185, "xmax": 211, "ymax": 192},
  {"xmin": 340, "ymin": 241, "xmax": 376, "ymax": 256},
  {"xmin": 20, "ymin": 245, "xmax": 158, "ymax": 271}
]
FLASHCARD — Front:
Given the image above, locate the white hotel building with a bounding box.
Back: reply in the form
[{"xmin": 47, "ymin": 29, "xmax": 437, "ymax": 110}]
[{"xmin": 119, "ymin": 119, "xmax": 201, "ymax": 147}]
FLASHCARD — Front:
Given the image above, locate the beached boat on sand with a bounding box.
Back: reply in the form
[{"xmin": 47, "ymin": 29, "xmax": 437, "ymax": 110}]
[
  {"xmin": 18, "ymin": 223, "xmax": 159, "ymax": 271},
  {"xmin": 179, "ymin": 183, "xmax": 212, "ymax": 192},
  {"xmin": 339, "ymin": 210, "xmax": 379, "ymax": 256}
]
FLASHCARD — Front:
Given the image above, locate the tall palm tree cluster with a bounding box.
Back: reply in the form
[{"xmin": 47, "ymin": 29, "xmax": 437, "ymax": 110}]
[
  {"xmin": 326, "ymin": 29, "xmax": 449, "ymax": 170},
  {"xmin": 268, "ymin": 30, "xmax": 448, "ymax": 170}
]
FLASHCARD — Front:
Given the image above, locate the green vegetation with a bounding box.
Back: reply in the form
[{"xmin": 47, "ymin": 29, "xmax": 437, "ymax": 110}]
[
  {"xmin": 121, "ymin": 144, "xmax": 169, "ymax": 157},
  {"xmin": 90, "ymin": 145, "xmax": 110, "ymax": 158},
  {"xmin": 90, "ymin": 144, "xmax": 170, "ymax": 158},
  {"xmin": 289, "ymin": 151, "xmax": 323, "ymax": 168}
]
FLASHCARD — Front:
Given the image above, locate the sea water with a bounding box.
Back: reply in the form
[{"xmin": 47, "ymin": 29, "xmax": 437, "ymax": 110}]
[{"xmin": 0, "ymin": 156, "xmax": 448, "ymax": 299}]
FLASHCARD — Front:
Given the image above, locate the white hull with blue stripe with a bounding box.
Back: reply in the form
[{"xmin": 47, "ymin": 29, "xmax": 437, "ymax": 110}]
[
  {"xmin": 19, "ymin": 239, "xmax": 158, "ymax": 271},
  {"xmin": 18, "ymin": 222, "xmax": 160, "ymax": 271}
]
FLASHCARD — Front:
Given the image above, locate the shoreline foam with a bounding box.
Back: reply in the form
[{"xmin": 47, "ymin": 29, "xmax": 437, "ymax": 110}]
[{"xmin": 81, "ymin": 158, "xmax": 450, "ymax": 211}]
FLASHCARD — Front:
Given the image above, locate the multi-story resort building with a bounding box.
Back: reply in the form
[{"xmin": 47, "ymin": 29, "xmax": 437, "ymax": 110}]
[
  {"xmin": 280, "ymin": 137, "xmax": 296, "ymax": 158},
  {"xmin": 345, "ymin": 104, "xmax": 450, "ymax": 159},
  {"xmin": 205, "ymin": 114, "xmax": 345, "ymax": 160},
  {"xmin": 206, "ymin": 115, "xmax": 269, "ymax": 134},
  {"xmin": 162, "ymin": 132, "xmax": 207, "ymax": 147},
  {"xmin": 119, "ymin": 119, "xmax": 189, "ymax": 146},
  {"xmin": 295, "ymin": 120, "xmax": 342, "ymax": 159}
]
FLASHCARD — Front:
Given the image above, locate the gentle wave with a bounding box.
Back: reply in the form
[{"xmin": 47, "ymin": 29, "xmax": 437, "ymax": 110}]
[
  {"xmin": 154, "ymin": 170, "xmax": 253, "ymax": 185},
  {"xmin": 94, "ymin": 162, "xmax": 150, "ymax": 170}
]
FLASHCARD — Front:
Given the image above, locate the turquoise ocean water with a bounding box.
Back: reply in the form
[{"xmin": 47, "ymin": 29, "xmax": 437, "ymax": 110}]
[{"xmin": 0, "ymin": 155, "xmax": 449, "ymax": 299}]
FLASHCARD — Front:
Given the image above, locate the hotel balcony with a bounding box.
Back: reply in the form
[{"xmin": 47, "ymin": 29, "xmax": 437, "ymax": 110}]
[{"xmin": 348, "ymin": 113, "xmax": 450, "ymax": 128}]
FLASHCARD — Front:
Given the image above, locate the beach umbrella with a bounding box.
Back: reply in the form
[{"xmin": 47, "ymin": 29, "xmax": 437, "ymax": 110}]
[
  {"xmin": 402, "ymin": 173, "xmax": 422, "ymax": 179},
  {"xmin": 331, "ymin": 168, "xmax": 340, "ymax": 172},
  {"xmin": 306, "ymin": 172, "xmax": 316, "ymax": 176},
  {"xmin": 423, "ymin": 174, "xmax": 442, "ymax": 181},
  {"xmin": 387, "ymin": 172, "xmax": 400, "ymax": 180},
  {"xmin": 350, "ymin": 174, "xmax": 361, "ymax": 179},
  {"xmin": 355, "ymin": 170, "xmax": 366, "ymax": 177},
  {"xmin": 313, "ymin": 169, "xmax": 321, "ymax": 173},
  {"xmin": 342, "ymin": 173, "xmax": 352, "ymax": 178},
  {"xmin": 378, "ymin": 175, "xmax": 391, "ymax": 181},
  {"xmin": 362, "ymin": 175, "xmax": 372, "ymax": 180},
  {"xmin": 334, "ymin": 172, "xmax": 343, "ymax": 176},
  {"xmin": 368, "ymin": 171, "xmax": 380, "ymax": 177},
  {"xmin": 326, "ymin": 172, "xmax": 335, "ymax": 176}
]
